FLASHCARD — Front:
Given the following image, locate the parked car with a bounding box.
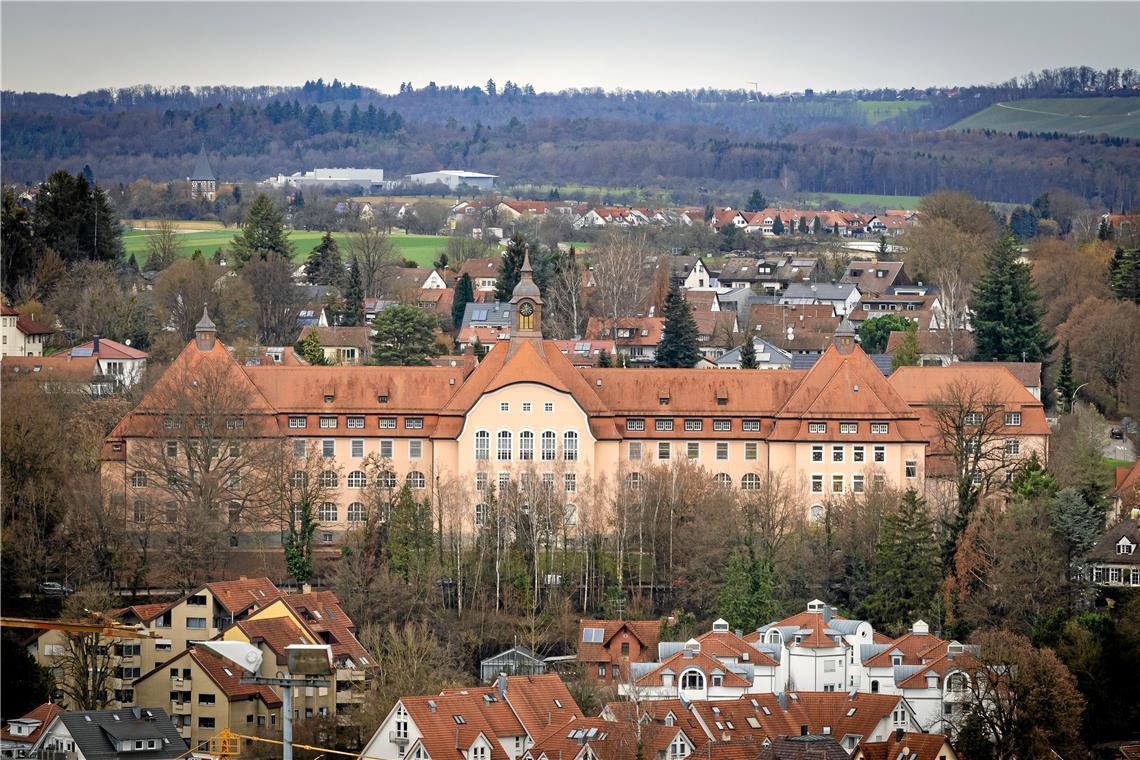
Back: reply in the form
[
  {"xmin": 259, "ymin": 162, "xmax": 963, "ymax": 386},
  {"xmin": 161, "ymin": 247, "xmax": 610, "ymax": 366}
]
[
  {"xmin": 1111, "ymin": 427, "xmax": 1125, "ymax": 440},
  {"xmin": 40, "ymin": 582, "xmax": 73, "ymax": 597}
]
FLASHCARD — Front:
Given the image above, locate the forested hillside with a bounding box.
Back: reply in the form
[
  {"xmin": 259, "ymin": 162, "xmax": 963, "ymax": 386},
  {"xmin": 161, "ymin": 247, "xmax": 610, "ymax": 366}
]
[{"xmin": 3, "ymin": 67, "xmax": 1138, "ymax": 208}]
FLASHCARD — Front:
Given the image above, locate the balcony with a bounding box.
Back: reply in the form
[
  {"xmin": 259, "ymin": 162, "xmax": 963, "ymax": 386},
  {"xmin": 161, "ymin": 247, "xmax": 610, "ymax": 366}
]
[
  {"xmin": 171, "ymin": 677, "xmax": 191, "ymax": 689},
  {"xmin": 171, "ymin": 702, "xmax": 192, "ymax": 715},
  {"xmin": 389, "ymin": 732, "xmax": 409, "ymax": 745}
]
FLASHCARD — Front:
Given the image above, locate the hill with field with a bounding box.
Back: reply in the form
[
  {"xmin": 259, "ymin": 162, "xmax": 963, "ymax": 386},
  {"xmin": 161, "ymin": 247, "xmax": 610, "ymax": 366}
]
[{"xmin": 952, "ymin": 97, "xmax": 1140, "ymax": 138}]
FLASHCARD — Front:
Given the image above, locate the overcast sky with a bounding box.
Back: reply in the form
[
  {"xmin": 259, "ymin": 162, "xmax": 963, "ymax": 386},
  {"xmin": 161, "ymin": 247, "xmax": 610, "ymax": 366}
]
[{"xmin": 3, "ymin": 1, "xmax": 1138, "ymax": 95}]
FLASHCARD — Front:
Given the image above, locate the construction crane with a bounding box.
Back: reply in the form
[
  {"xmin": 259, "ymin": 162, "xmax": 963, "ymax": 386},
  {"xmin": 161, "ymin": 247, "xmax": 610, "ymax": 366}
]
[
  {"xmin": 0, "ymin": 611, "xmax": 160, "ymax": 639},
  {"xmin": 205, "ymin": 729, "xmax": 366, "ymax": 760}
]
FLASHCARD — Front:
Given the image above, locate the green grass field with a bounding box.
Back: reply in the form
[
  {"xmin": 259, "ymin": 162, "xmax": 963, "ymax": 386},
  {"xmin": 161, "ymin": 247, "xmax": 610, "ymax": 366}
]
[
  {"xmin": 854, "ymin": 100, "xmax": 929, "ymax": 125},
  {"xmin": 121, "ymin": 229, "xmax": 448, "ymax": 266},
  {"xmin": 952, "ymin": 97, "xmax": 1140, "ymax": 139},
  {"xmin": 793, "ymin": 192, "xmax": 925, "ymax": 211}
]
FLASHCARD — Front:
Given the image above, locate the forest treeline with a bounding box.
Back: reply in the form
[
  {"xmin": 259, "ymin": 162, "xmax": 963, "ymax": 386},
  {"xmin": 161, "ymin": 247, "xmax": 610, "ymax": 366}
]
[{"xmin": 2, "ymin": 66, "xmax": 1138, "ymax": 208}]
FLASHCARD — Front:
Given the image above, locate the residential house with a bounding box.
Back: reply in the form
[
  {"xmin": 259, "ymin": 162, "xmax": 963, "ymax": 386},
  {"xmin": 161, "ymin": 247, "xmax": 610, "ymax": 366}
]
[
  {"xmin": 30, "ymin": 708, "xmax": 187, "ymax": 760},
  {"xmin": 577, "ymin": 619, "xmax": 663, "ymax": 683},
  {"xmin": 132, "ymin": 646, "xmax": 282, "ymax": 750},
  {"xmin": 1, "ymin": 305, "xmax": 53, "ymax": 357},
  {"xmin": 717, "ymin": 259, "xmax": 779, "ymax": 291},
  {"xmin": 714, "ymin": 338, "xmax": 793, "ymax": 370},
  {"xmin": 710, "ymin": 210, "xmax": 748, "ymax": 231},
  {"xmin": 1088, "ymin": 517, "xmax": 1140, "ymax": 588},
  {"xmin": 583, "ymin": 317, "xmax": 665, "ymax": 365},
  {"xmin": 852, "ymin": 731, "xmax": 958, "ymax": 760},
  {"xmin": 359, "ymin": 674, "xmax": 583, "ymax": 760},
  {"xmin": 364, "ymin": 298, "xmax": 398, "ymax": 323},
  {"xmin": 525, "ymin": 716, "xmax": 697, "ymax": 760},
  {"xmin": 841, "ymin": 262, "xmax": 912, "ymax": 298},
  {"xmin": 67, "ymin": 337, "xmax": 149, "ymax": 389},
  {"xmin": 779, "ymin": 283, "xmax": 861, "ymax": 318},
  {"xmin": 458, "ymin": 258, "xmax": 502, "ymax": 293},
  {"xmin": 1, "ymin": 704, "xmax": 64, "ymax": 759},
  {"xmin": 1114, "ymin": 462, "xmax": 1140, "ymax": 518},
  {"xmin": 297, "ymin": 326, "xmax": 372, "ymax": 365},
  {"xmin": 692, "ymin": 310, "xmax": 740, "ymax": 361},
  {"xmin": 746, "ymin": 304, "xmax": 841, "ymax": 355},
  {"xmin": 751, "ymin": 600, "xmax": 875, "ymax": 694},
  {"xmin": 458, "ymin": 302, "xmax": 516, "ymax": 349},
  {"xmin": 2, "ymin": 354, "xmax": 102, "ymax": 394},
  {"xmin": 386, "ymin": 268, "xmax": 448, "ymax": 301},
  {"xmin": 416, "ymin": 288, "xmax": 456, "ymax": 322},
  {"xmin": 548, "ymin": 339, "xmax": 618, "ymax": 368},
  {"xmin": 683, "ymin": 290, "xmax": 722, "ymax": 312},
  {"xmin": 955, "ymin": 362, "xmax": 1042, "ymax": 401},
  {"xmin": 667, "ymin": 256, "xmax": 713, "ymax": 290},
  {"xmin": 884, "ymin": 330, "xmax": 974, "ymax": 367}
]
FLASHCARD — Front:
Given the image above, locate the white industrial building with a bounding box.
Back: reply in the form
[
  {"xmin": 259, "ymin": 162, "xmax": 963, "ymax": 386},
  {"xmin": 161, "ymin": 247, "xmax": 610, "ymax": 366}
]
[
  {"xmin": 266, "ymin": 167, "xmax": 386, "ymax": 189},
  {"xmin": 405, "ymin": 169, "xmax": 497, "ymax": 190}
]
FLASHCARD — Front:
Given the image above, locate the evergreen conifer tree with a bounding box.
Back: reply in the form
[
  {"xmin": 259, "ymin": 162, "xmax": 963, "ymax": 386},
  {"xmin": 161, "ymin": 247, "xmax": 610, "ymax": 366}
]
[
  {"xmin": 1098, "ymin": 218, "xmax": 1114, "ymax": 241},
  {"xmin": 891, "ymin": 323, "xmax": 921, "ymax": 369},
  {"xmin": 745, "ymin": 190, "xmax": 767, "ymax": 212},
  {"xmin": 1110, "ymin": 248, "xmax": 1140, "ymax": 304},
  {"xmin": 299, "ymin": 329, "xmax": 327, "ymax": 365},
  {"xmin": 494, "ymin": 234, "xmax": 527, "ymax": 301},
  {"xmin": 655, "ymin": 281, "xmax": 702, "ymax": 368},
  {"xmin": 472, "ymin": 337, "xmax": 487, "ymax": 361},
  {"xmin": 1010, "ymin": 452, "xmax": 1058, "ymax": 500},
  {"xmin": 739, "ymin": 340, "xmax": 758, "ymax": 369},
  {"xmin": 596, "ymin": 349, "xmax": 613, "ymax": 368},
  {"xmin": 1057, "ymin": 341, "xmax": 1075, "ymax": 411},
  {"xmin": 387, "ymin": 484, "xmax": 434, "ymax": 583},
  {"xmin": 371, "ymin": 305, "xmax": 443, "ymax": 365},
  {"xmin": 771, "ymin": 216, "xmax": 785, "ymax": 236},
  {"xmin": 970, "ymin": 230, "xmax": 1052, "ymax": 363},
  {"xmin": 231, "ymin": 193, "xmax": 294, "ymax": 265},
  {"xmin": 863, "ymin": 490, "xmax": 940, "ymax": 635},
  {"xmin": 343, "ymin": 258, "xmax": 365, "ymax": 326},
  {"xmin": 304, "ymin": 230, "xmax": 343, "ymax": 285},
  {"xmin": 453, "ymin": 273, "xmax": 475, "ymax": 330}
]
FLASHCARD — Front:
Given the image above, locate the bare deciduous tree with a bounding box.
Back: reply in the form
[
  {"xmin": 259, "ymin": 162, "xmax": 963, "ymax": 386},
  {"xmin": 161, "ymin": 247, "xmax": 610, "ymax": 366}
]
[
  {"xmin": 591, "ymin": 233, "xmax": 651, "ymax": 327},
  {"xmin": 348, "ymin": 226, "xmax": 400, "ymax": 298}
]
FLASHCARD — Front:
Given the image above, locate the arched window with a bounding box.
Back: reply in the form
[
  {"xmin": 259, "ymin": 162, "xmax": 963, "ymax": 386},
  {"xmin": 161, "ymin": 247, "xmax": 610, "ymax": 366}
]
[
  {"xmin": 541, "ymin": 431, "xmax": 557, "ymax": 461},
  {"xmin": 810, "ymin": 504, "xmax": 825, "ymax": 522},
  {"xmin": 497, "ymin": 430, "xmax": 512, "ymax": 460},
  {"xmin": 563, "ymin": 431, "xmax": 579, "ymax": 461},
  {"xmin": 947, "ymin": 673, "xmax": 965, "ymax": 692},
  {"xmin": 319, "ymin": 471, "xmax": 338, "ymax": 488},
  {"xmin": 625, "ymin": 472, "xmax": 643, "ymax": 490},
  {"xmin": 741, "ymin": 473, "xmax": 761, "ymax": 491},
  {"xmin": 347, "ymin": 502, "xmax": 365, "ymax": 522},
  {"xmin": 870, "ymin": 680, "xmax": 880, "ymax": 693},
  {"xmin": 377, "ymin": 470, "xmax": 396, "ymax": 489},
  {"xmin": 318, "ymin": 502, "xmax": 338, "ymax": 521},
  {"xmin": 519, "ymin": 431, "xmax": 534, "ymax": 460},
  {"xmin": 680, "ymin": 670, "xmax": 705, "ymax": 691},
  {"xmin": 347, "ymin": 471, "xmax": 367, "ymax": 488},
  {"xmin": 474, "ymin": 430, "xmax": 490, "ymax": 460},
  {"xmin": 406, "ymin": 471, "xmax": 426, "ymax": 489},
  {"xmin": 130, "ymin": 471, "xmax": 148, "ymax": 488},
  {"xmin": 713, "ymin": 473, "xmax": 732, "ymax": 489}
]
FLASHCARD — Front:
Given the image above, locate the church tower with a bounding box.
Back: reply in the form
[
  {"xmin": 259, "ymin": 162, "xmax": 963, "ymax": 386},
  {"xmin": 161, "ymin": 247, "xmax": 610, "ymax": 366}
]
[
  {"xmin": 508, "ymin": 250, "xmax": 543, "ymax": 352},
  {"xmin": 190, "ymin": 146, "xmax": 217, "ymax": 201}
]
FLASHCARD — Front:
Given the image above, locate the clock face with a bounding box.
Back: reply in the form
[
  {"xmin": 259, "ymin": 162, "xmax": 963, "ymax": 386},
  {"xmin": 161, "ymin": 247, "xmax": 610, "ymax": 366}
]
[{"xmin": 519, "ymin": 301, "xmax": 534, "ymax": 317}]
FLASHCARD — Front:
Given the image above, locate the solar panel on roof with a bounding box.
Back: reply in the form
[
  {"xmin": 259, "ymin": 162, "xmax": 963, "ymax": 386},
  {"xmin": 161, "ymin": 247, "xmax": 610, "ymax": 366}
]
[{"xmin": 71, "ymin": 347, "xmax": 93, "ymax": 357}]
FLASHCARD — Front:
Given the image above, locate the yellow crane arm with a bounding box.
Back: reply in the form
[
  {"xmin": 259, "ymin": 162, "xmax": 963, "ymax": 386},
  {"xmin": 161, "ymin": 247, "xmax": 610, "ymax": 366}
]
[{"xmin": 0, "ymin": 616, "xmax": 160, "ymax": 639}]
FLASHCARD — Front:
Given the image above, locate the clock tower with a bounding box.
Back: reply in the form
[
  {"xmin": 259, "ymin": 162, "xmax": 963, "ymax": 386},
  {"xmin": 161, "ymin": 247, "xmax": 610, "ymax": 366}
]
[{"xmin": 509, "ymin": 249, "xmax": 543, "ymax": 343}]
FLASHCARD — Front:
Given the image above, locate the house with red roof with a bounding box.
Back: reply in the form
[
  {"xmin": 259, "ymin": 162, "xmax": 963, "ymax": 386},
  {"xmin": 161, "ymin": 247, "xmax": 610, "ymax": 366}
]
[
  {"xmin": 1, "ymin": 703, "xmax": 64, "ymax": 757},
  {"xmin": 577, "ymin": 619, "xmax": 663, "ymax": 683},
  {"xmin": 1, "ymin": 304, "xmax": 53, "ymax": 358},
  {"xmin": 852, "ymin": 730, "xmax": 958, "ymax": 760},
  {"xmin": 525, "ymin": 716, "xmax": 697, "ymax": 760}
]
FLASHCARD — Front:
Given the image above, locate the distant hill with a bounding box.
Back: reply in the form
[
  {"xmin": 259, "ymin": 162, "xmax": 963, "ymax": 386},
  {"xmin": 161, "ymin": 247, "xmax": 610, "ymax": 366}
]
[{"xmin": 952, "ymin": 97, "xmax": 1140, "ymax": 138}]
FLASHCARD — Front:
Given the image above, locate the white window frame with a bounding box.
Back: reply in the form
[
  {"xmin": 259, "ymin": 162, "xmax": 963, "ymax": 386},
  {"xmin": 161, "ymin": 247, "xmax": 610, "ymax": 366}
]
[
  {"xmin": 319, "ymin": 416, "xmax": 337, "ymax": 429},
  {"xmin": 656, "ymin": 419, "xmax": 674, "ymax": 432},
  {"xmin": 289, "ymin": 416, "xmax": 307, "ymax": 429},
  {"xmin": 840, "ymin": 422, "xmax": 857, "ymax": 435},
  {"xmin": 832, "ymin": 445, "xmax": 844, "ymax": 463},
  {"xmin": 626, "ymin": 418, "xmax": 645, "ymax": 432},
  {"xmin": 871, "ymin": 423, "xmax": 888, "ymax": 435},
  {"xmin": 808, "ymin": 422, "xmax": 827, "ymax": 434},
  {"xmin": 716, "ymin": 442, "xmax": 729, "ymax": 461},
  {"xmin": 1004, "ymin": 412, "xmax": 1021, "ymax": 426}
]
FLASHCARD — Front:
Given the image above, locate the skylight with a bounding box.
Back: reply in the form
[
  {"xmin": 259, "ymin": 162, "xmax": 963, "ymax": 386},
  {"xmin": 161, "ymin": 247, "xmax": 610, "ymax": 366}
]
[{"xmin": 582, "ymin": 627, "xmax": 605, "ymax": 643}]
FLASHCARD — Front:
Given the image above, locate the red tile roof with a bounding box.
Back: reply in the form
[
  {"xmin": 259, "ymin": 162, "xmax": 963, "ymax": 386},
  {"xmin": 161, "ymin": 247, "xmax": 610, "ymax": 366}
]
[
  {"xmin": 855, "ymin": 732, "xmax": 955, "ymax": 760},
  {"xmin": 71, "ymin": 338, "xmax": 148, "ymax": 360},
  {"xmin": 863, "ymin": 631, "xmax": 947, "ymax": 668},
  {"xmin": 187, "ymin": 646, "xmax": 283, "ymax": 706},
  {"xmin": 530, "ymin": 716, "xmax": 694, "ymax": 760},
  {"xmin": 634, "ymin": 649, "xmax": 753, "ymax": 688},
  {"xmin": 16, "ymin": 315, "xmax": 53, "ymax": 336},
  {"xmin": 1, "ymin": 355, "xmax": 98, "ymax": 382},
  {"xmin": 695, "ymin": 630, "xmax": 780, "ymax": 667},
  {"xmin": 205, "ymin": 577, "xmax": 282, "ymax": 615},
  {"xmin": 283, "ymin": 590, "xmax": 371, "ymax": 667},
  {"xmin": 577, "ymin": 619, "xmax": 662, "ymax": 663},
  {"xmin": 400, "ymin": 693, "xmax": 512, "ymax": 760},
  {"xmin": 1, "ymin": 703, "xmax": 64, "ymax": 745},
  {"xmin": 235, "ymin": 616, "xmax": 314, "ymax": 664}
]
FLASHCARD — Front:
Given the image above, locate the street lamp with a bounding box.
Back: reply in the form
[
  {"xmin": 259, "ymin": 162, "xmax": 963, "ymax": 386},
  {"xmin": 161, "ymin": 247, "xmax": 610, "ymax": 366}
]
[
  {"xmin": 198, "ymin": 641, "xmax": 333, "ymax": 760},
  {"xmin": 1071, "ymin": 382, "xmax": 1089, "ymax": 413}
]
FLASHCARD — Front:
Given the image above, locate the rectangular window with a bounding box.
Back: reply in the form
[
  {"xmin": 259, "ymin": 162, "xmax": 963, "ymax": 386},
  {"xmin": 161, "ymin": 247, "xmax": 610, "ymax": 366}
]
[
  {"xmin": 1005, "ymin": 439, "xmax": 1020, "ymax": 455},
  {"xmin": 475, "ymin": 473, "xmax": 487, "ymax": 491},
  {"xmin": 687, "ymin": 442, "xmax": 700, "ymax": 460},
  {"xmin": 322, "ymin": 440, "xmax": 335, "ymax": 458},
  {"xmin": 500, "ymin": 402, "xmax": 510, "ymax": 412},
  {"xmin": 186, "ymin": 617, "xmax": 206, "ymax": 629},
  {"xmin": 658, "ymin": 442, "xmax": 671, "ymax": 460},
  {"xmin": 409, "ymin": 440, "xmax": 422, "ymax": 459},
  {"xmin": 351, "ymin": 440, "xmax": 364, "ymax": 458},
  {"xmin": 498, "ymin": 433, "xmax": 511, "ymax": 460},
  {"xmin": 405, "ymin": 417, "xmax": 424, "ymax": 429},
  {"xmin": 742, "ymin": 420, "xmax": 761, "ymax": 432},
  {"xmin": 380, "ymin": 440, "xmax": 393, "ymax": 459},
  {"xmin": 1004, "ymin": 412, "xmax": 1021, "ymax": 426},
  {"xmin": 871, "ymin": 423, "xmax": 888, "ymax": 435},
  {"xmin": 874, "ymin": 445, "xmax": 885, "ymax": 463},
  {"xmin": 853, "ymin": 445, "xmax": 865, "ymax": 463},
  {"xmin": 840, "ymin": 422, "xmax": 857, "ymax": 435},
  {"xmin": 320, "ymin": 416, "xmax": 337, "ymax": 429},
  {"xmin": 832, "ymin": 445, "xmax": 844, "ymax": 463},
  {"xmin": 832, "ymin": 474, "xmax": 844, "ymax": 493},
  {"xmin": 655, "ymin": 419, "xmax": 674, "ymax": 432},
  {"xmin": 347, "ymin": 416, "xmax": 365, "ymax": 429},
  {"xmin": 165, "ymin": 441, "xmax": 178, "ymax": 458},
  {"xmin": 498, "ymin": 472, "xmax": 510, "ymax": 491},
  {"xmin": 716, "ymin": 442, "xmax": 728, "ymax": 460},
  {"xmin": 812, "ymin": 445, "xmax": 824, "ymax": 462},
  {"xmin": 197, "ymin": 718, "xmax": 215, "ymax": 729},
  {"xmin": 906, "ymin": 460, "xmax": 918, "ymax": 478},
  {"xmin": 745, "ymin": 443, "xmax": 758, "ymax": 460},
  {"xmin": 811, "ymin": 474, "xmax": 823, "ymax": 493},
  {"xmin": 684, "ymin": 419, "xmax": 702, "ymax": 432},
  {"xmin": 713, "ymin": 419, "xmax": 731, "ymax": 432},
  {"xmin": 809, "ymin": 422, "xmax": 827, "ymax": 434},
  {"xmin": 629, "ymin": 442, "xmax": 642, "ymax": 460},
  {"xmin": 521, "ymin": 402, "xmax": 531, "ymax": 412},
  {"xmin": 379, "ymin": 417, "xmax": 397, "ymax": 429},
  {"xmin": 544, "ymin": 402, "xmax": 553, "ymax": 412},
  {"xmin": 626, "ymin": 418, "xmax": 645, "ymax": 432},
  {"xmin": 542, "ymin": 473, "xmax": 555, "ymax": 491},
  {"xmin": 965, "ymin": 412, "xmax": 984, "ymax": 426},
  {"xmin": 853, "ymin": 474, "xmax": 865, "ymax": 493},
  {"xmin": 565, "ymin": 473, "xmax": 576, "ymax": 493},
  {"xmin": 289, "ymin": 416, "xmax": 307, "ymax": 429}
]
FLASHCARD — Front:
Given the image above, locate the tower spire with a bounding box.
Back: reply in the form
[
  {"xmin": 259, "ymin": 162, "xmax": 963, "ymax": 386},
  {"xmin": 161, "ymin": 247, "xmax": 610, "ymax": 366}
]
[{"xmin": 195, "ymin": 303, "xmax": 217, "ymax": 351}]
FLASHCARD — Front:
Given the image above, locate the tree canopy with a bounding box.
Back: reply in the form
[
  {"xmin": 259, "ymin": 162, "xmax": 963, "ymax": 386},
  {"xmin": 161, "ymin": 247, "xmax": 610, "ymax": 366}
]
[
  {"xmin": 971, "ymin": 230, "xmax": 1053, "ymax": 363},
  {"xmin": 371, "ymin": 305, "xmax": 443, "ymax": 366},
  {"xmin": 655, "ymin": 281, "xmax": 702, "ymax": 368},
  {"xmin": 231, "ymin": 193, "xmax": 294, "ymax": 265}
]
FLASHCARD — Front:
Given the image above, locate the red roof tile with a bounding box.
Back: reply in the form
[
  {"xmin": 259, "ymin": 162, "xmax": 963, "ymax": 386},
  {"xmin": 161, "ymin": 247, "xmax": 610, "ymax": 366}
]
[{"xmin": 1, "ymin": 703, "xmax": 65, "ymax": 744}]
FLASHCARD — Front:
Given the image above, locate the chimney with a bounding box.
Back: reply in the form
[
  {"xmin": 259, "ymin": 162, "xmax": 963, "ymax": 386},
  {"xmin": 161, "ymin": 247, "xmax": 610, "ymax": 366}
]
[
  {"xmin": 497, "ymin": 672, "xmax": 507, "ymax": 701},
  {"xmin": 822, "ymin": 607, "xmax": 832, "ymax": 623},
  {"xmin": 895, "ymin": 728, "xmax": 905, "ymax": 742},
  {"xmin": 93, "ymin": 335, "xmax": 101, "ymax": 354},
  {"xmin": 302, "ymin": 583, "xmax": 312, "ymax": 594}
]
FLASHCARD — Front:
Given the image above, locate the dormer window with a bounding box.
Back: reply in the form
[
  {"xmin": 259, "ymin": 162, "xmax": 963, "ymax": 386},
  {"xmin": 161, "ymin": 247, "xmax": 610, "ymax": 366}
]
[{"xmin": 1118, "ymin": 538, "xmax": 1136, "ymax": 555}]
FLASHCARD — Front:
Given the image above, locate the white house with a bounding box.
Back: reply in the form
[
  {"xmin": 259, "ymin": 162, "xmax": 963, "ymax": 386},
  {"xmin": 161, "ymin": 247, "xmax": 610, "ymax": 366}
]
[
  {"xmin": 779, "ymin": 283, "xmax": 861, "ymax": 317},
  {"xmin": 69, "ymin": 336, "xmax": 149, "ymax": 389},
  {"xmin": 1, "ymin": 305, "xmax": 52, "ymax": 358}
]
